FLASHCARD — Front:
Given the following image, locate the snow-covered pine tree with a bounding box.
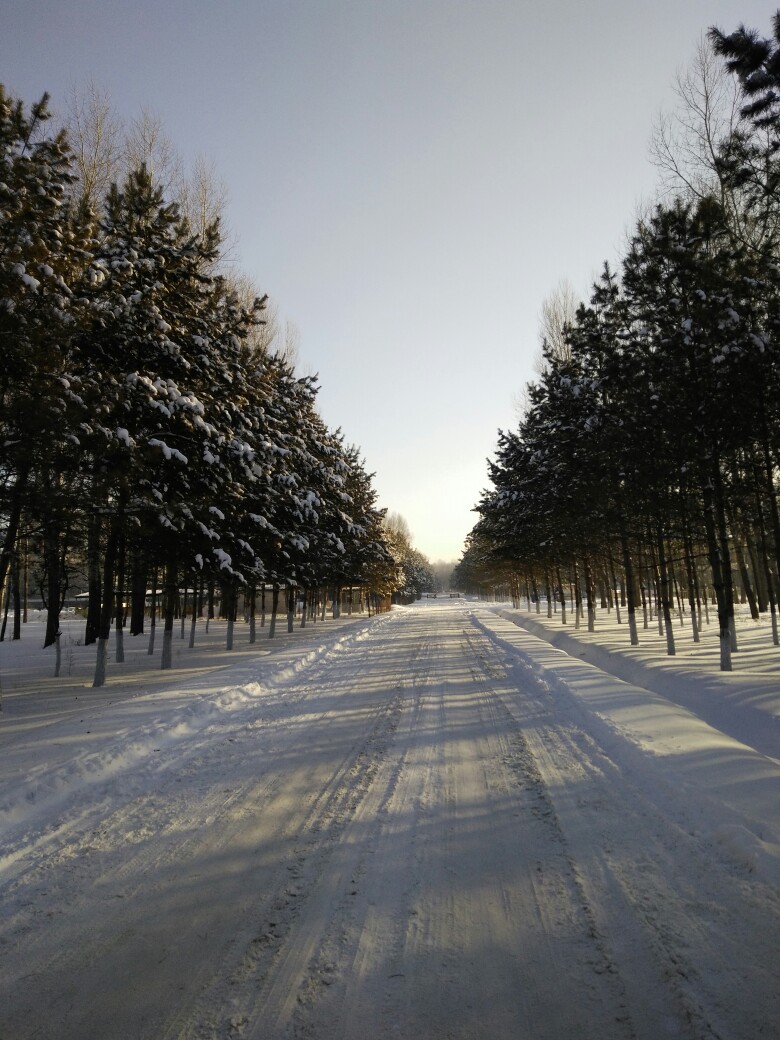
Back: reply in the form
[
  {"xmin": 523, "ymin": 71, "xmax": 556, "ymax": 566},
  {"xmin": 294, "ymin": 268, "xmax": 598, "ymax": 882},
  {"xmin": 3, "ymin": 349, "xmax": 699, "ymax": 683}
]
[
  {"xmin": 77, "ymin": 165, "xmax": 264, "ymax": 680},
  {"xmin": 0, "ymin": 87, "xmax": 92, "ymax": 624}
]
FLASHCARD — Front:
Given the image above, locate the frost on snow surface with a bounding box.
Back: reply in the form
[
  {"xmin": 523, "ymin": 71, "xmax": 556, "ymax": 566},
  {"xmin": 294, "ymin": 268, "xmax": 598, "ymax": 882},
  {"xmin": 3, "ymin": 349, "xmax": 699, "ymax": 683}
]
[{"xmin": 0, "ymin": 599, "xmax": 778, "ymax": 1040}]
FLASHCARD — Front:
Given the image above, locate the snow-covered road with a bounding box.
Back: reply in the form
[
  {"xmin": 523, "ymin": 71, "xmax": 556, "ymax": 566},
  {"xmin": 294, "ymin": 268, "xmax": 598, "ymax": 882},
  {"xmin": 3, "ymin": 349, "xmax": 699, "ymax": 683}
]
[{"xmin": 1, "ymin": 602, "xmax": 778, "ymax": 1040}]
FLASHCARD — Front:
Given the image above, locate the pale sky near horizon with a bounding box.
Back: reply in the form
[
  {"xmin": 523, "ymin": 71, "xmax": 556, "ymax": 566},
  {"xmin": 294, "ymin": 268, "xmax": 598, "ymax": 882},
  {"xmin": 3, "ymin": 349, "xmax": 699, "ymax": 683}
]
[{"xmin": 3, "ymin": 1, "xmax": 773, "ymax": 562}]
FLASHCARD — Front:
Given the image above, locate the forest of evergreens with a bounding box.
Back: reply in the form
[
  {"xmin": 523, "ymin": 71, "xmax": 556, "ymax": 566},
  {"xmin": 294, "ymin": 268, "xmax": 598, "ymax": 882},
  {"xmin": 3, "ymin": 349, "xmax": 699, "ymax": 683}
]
[
  {"xmin": 454, "ymin": 16, "xmax": 780, "ymax": 671},
  {"xmin": 0, "ymin": 87, "xmax": 433, "ymax": 685}
]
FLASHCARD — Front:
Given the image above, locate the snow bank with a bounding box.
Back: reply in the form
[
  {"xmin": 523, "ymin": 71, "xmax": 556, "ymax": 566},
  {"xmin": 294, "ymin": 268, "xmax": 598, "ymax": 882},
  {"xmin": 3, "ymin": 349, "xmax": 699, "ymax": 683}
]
[
  {"xmin": 472, "ymin": 605, "xmax": 780, "ymax": 886},
  {"xmin": 0, "ymin": 613, "xmax": 381, "ymax": 871}
]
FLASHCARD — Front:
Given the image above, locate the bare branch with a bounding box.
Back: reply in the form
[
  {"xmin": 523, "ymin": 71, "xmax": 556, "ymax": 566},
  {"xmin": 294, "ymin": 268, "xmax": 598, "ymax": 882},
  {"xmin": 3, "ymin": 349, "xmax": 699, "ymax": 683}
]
[{"xmin": 62, "ymin": 81, "xmax": 124, "ymax": 209}]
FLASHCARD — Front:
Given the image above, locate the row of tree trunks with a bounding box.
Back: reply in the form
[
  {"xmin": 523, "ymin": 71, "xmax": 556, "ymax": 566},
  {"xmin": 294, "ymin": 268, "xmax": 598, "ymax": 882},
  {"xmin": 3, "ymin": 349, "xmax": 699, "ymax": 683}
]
[{"xmin": 10, "ymin": 563, "xmax": 408, "ymax": 689}]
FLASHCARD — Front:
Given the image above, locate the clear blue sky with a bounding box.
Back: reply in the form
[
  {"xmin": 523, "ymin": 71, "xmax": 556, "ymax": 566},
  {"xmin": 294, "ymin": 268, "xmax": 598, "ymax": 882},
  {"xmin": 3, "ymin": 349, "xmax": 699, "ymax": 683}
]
[{"xmin": 3, "ymin": 1, "xmax": 773, "ymax": 561}]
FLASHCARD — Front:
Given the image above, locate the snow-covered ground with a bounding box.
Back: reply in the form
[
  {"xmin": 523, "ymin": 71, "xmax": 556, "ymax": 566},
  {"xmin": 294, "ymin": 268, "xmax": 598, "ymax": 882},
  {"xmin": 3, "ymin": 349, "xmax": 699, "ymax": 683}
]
[{"xmin": 1, "ymin": 599, "xmax": 778, "ymax": 1039}]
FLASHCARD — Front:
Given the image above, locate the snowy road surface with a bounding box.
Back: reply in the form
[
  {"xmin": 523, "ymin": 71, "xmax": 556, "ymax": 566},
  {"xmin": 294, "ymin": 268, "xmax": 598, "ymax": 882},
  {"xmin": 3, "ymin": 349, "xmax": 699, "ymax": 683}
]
[{"xmin": 1, "ymin": 601, "xmax": 779, "ymax": 1040}]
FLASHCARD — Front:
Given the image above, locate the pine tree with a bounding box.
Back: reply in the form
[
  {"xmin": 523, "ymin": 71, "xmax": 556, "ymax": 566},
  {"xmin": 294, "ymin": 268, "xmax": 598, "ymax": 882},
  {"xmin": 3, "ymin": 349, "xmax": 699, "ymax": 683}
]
[{"xmin": 0, "ymin": 87, "xmax": 92, "ymax": 611}]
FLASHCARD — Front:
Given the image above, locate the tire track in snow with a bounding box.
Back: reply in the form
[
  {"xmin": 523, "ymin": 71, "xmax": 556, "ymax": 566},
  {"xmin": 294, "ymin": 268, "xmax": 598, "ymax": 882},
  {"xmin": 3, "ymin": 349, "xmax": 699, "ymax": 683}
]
[
  {"xmin": 5, "ymin": 603, "xmax": 776, "ymax": 1039},
  {"xmin": 313, "ymin": 630, "xmax": 459, "ymax": 1040},
  {"xmin": 468, "ymin": 607, "xmax": 780, "ymax": 1040},
  {"xmin": 158, "ymin": 612, "xmax": 431, "ymax": 1040},
  {"xmin": 288, "ymin": 609, "xmax": 635, "ymax": 1040},
  {"xmin": 458, "ymin": 622, "xmax": 637, "ymax": 1038},
  {"xmin": 0, "ymin": 612, "xmax": 414, "ymax": 1040}
]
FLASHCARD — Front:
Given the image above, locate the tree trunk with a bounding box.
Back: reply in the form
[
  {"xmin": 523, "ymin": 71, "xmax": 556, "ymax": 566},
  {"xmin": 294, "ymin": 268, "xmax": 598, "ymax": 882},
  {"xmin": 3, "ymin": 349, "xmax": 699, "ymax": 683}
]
[
  {"xmin": 93, "ymin": 517, "xmax": 120, "ymax": 688},
  {"xmin": 42, "ymin": 514, "xmax": 64, "ymax": 676},
  {"xmin": 758, "ymin": 395, "xmax": 780, "ymax": 595},
  {"xmin": 147, "ymin": 567, "xmax": 158, "ymax": 655},
  {"xmin": 189, "ymin": 579, "xmax": 198, "ymax": 648},
  {"xmin": 43, "ymin": 517, "xmax": 62, "ymax": 652},
  {"xmin": 572, "ymin": 560, "xmax": 582, "ymax": 630},
  {"xmin": 583, "ymin": 557, "xmax": 596, "ymax": 632},
  {"xmin": 751, "ymin": 454, "xmax": 780, "ymax": 645},
  {"xmin": 85, "ymin": 511, "xmax": 102, "ymax": 646},
  {"xmin": 249, "ymin": 584, "xmax": 257, "ymax": 643},
  {"xmin": 714, "ymin": 464, "xmax": 738, "ymax": 656},
  {"xmin": 0, "ymin": 460, "xmax": 30, "ymax": 606},
  {"xmin": 655, "ymin": 524, "xmax": 676, "ymax": 656},
  {"xmin": 0, "ymin": 562, "xmax": 11, "ymax": 642},
  {"xmin": 555, "ymin": 566, "xmax": 567, "ymax": 625},
  {"xmin": 225, "ymin": 583, "xmax": 235, "ymax": 650},
  {"xmin": 682, "ymin": 536, "xmax": 701, "ymax": 644},
  {"xmin": 699, "ymin": 461, "xmax": 733, "ymax": 671},
  {"xmin": 727, "ymin": 485, "xmax": 759, "ymax": 622},
  {"xmin": 668, "ymin": 539, "xmax": 685, "ymax": 628},
  {"xmin": 205, "ymin": 581, "xmax": 214, "ymax": 632},
  {"xmin": 10, "ymin": 549, "xmax": 20, "ymax": 640},
  {"xmin": 160, "ymin": 550, "xmax": 177, "ymax": 670},
  {"xmin": 677, "ymin": 480, "xmax": 701, "ymax": 643},
  {"xmin": 129, "ymin": 547, "xmax": 147, "ymax": 636},
  {"xmin": 646, "ymin": 535, "xmax": 663, "ymax": 636},
  {"xmin": 608, "ymin": 551, "xmax": 622, "ymax": 626},
  {"xmin": 114, "ymin": 530, "xmax": 126, "ymax": 663}
]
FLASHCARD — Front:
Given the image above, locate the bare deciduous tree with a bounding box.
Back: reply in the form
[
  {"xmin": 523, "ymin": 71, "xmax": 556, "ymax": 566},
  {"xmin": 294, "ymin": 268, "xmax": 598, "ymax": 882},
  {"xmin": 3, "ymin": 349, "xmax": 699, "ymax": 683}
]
[
  {"xmin": 650, "ymin": 36, "xmax": 780, "ymax": 250},
  {"xmin": 178, "ymin": 154, "xmax": 236, "ymax": 264},
  {"xmin": 63, "ymin": 85, "xmax": 239, "ymax": 268},
  {"xmin": 179, "ymin": 156, "xmax": 226, "ymax": 235},
  {"xmin": 535, "ymin": 279, "xmax": 577, "ymax": 374},
  {"xmin": 62, "ymin": 81, "xmax": 124, "ymax": 210},
  {"xmin": 123, "ymin": 108, "xmax": 182, "ymax": 198},
  {"xmin": 279, "ymin": 319, "xmax": 301, "ymax": 368},
  {"xmin": 383, "ymin": 512, "xmax": 413, "ymax": 549},
  {"xmin": 224, "ymin": 271, "xmax": 279, "ymax": 354},
  {"xmin": 651, "ymin": 37, "xmax": 742, "ymax": 202}
]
